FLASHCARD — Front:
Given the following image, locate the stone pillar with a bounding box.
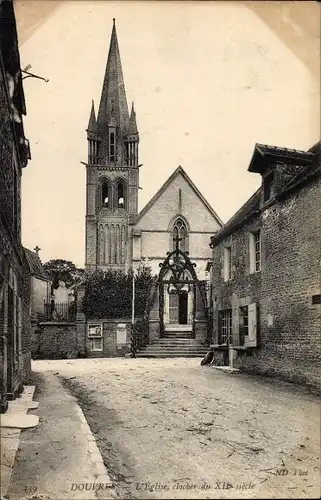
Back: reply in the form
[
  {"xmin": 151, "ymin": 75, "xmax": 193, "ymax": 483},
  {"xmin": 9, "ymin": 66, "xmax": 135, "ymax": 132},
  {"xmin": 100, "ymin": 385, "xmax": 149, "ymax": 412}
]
[
  {"xmin": 212, "ymin": 297, "xmax": 219, "ymax": 345},
  {"xmin": 76, "ymin": 286, "xmax": 86, "ymax": 355},
  {"xmin": 149, "ymin": 284, "xmax": 160, "ymax": 343},
  {"xmin": 188, "ymin": 289, "xmax": 194, "ymax": 325},
  {"xmin": 195, "ymin": 282, "xmax": 206, "ymax": 320},
  {"xmin": 194, "ymin": 320, "xmax": 207, "ymax": 345},
  {"xmin": 163, "ymin": 287, "xmax": 169, "ymax": 325},
  {"xmin": 0, "ymin": 336, "xmax": 8, "ymax": 413},
  {"xmin": 194, "ymin": 282, "xmax": 208, "ymax": 344},
  {"xmin": 230, "ymin": 293, "xmax": 240, "ymax": 368}
]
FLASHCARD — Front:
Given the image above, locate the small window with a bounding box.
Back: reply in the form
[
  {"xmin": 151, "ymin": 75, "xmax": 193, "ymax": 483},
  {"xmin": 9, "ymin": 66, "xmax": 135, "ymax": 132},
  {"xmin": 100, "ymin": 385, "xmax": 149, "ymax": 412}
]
[
  {"xmin": 312, "ymin": 294, "xmax": 321, "ymax": 305},
  {"xmin": 101, "ymin": 182, "xmax": 110, "ymax": 208},
  {"xmin": 263, "ymin": 171, "xmax": 274, "ymax": 202},
  {"xmin": 218, "ymin": 309, "xmax": 232, "ymax": 345},
  {"xmin": 250, "ymin": 230, "xmax": 261, "ymax": 273},
  {"xmin": 117, "ymin": 182, "xmax": 125, "ymax": 209},
  {"xmin": 223, "ymin": 247, "xmax": 232, "ymax": 281},
  {"xmin": 254, "ymin": 231, "xmax": 261, "ymax": 272}
]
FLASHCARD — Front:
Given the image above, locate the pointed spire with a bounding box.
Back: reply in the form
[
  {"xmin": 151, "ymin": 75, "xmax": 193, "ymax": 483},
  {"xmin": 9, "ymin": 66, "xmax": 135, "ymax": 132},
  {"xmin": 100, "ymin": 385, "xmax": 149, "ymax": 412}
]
[
  {"xmin": 97, "ymin": 19, "xmax": 129, "ymax": 136},
  {"xmin": 128, "ymin": 101, "xmax": 138, "ymax": 134},
  {"xmin": 87, "ymin": 100, "xmax": 98, "ymax": 133}
]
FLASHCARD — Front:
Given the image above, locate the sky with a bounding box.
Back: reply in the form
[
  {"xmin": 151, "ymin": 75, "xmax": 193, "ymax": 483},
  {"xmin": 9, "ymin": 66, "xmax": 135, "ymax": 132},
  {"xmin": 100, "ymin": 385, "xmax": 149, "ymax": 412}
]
[{"xmin": 17, "ymin": 1, "xmax": 320, "ymax": 268}]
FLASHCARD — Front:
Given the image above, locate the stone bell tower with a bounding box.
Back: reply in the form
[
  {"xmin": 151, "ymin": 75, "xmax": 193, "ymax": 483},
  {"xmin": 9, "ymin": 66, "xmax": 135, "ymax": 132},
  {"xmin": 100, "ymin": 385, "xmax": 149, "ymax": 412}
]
[{"xmin": 85, "ymin": 19, "xmax": 140, "ymax": 271}]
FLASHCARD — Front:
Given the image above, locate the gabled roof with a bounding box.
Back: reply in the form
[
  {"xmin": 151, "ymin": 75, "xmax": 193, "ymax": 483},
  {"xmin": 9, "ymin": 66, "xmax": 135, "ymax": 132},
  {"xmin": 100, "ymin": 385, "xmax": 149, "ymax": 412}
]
[
  {"xmin": 211, "ymin": 141, "xmax": 321, "ymax": 247},
  {"xmin": 248, "ymin": 143, "xmax": 315, "ymax": 174},
  {"xmin": 134, "ymin": 165, "xmax": 223, "ymax": 226},
  {"xmin": 24, "ymin": 248, "xmax": 50, "ymax": 281}
]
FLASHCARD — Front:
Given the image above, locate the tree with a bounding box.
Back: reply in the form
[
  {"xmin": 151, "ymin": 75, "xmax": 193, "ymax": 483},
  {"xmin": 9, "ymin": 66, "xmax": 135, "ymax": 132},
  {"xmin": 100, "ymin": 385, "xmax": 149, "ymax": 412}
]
[
  {"xmin": 43, "ymin": 259, "xmax": 84, "ymax": 289},
  {"xmin": 82, "ymin": 265, "xmax": 156, "ymax": 320}
]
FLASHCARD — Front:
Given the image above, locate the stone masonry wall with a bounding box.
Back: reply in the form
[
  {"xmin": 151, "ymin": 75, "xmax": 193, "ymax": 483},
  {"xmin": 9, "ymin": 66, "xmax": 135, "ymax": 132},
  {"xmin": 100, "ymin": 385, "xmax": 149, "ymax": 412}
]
[
  {"xmin": 86, "ymin": 319, "xmax": 131, "ymax": 357},
  {"xmin": 212, "ymin": 177, "xmax": 321, "ymax": 391},
  {"xmin": 255, "ymin": 179, "xmax": 321, "ymax": 389},
  {"xmin": 34, "ymin": 323, "xmax": 78, "ymax": 359}
]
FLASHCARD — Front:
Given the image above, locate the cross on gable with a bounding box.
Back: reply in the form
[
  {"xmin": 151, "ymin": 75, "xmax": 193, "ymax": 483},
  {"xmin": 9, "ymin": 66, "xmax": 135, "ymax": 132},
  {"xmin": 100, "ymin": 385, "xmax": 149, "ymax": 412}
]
[{"xmin": 34, "ymin": 246, "xmax": 41, "ymax": 255}]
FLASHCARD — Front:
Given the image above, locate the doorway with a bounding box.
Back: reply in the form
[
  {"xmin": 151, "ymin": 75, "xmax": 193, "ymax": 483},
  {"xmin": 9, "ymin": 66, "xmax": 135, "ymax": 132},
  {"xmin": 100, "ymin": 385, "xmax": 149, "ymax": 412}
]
[
  {"xmin": 178, "ymin": 291, "xmax": 188, "ymax": 324},
  {"xmin": 168, "ymin": 291, "xmax": 188, "ymax": 325}
]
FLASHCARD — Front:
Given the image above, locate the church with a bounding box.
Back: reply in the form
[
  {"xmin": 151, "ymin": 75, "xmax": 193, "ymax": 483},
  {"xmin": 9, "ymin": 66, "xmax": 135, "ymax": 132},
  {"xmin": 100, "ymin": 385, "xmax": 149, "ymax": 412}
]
[{"xmin": 84, "ymin": 19, "xmax": 222, "ymax": 337}]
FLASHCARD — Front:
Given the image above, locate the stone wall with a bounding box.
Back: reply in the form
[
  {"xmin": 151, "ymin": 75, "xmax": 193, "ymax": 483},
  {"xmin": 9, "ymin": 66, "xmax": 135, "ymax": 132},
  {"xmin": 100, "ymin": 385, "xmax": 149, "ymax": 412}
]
[
  {"xmin": 0, "ymin": 1, "xmax": 32, "ymax": 410},
  {"xmin": 85, "ymin": 319, "xmax": 131, "ymax": 357},
  {"xmin": 34, "ymin": 322, "xmax": 79, "ymax": 359},
  {"xmin": 211, "ymin": 176, "xmax": 321, "ymax": 392}
]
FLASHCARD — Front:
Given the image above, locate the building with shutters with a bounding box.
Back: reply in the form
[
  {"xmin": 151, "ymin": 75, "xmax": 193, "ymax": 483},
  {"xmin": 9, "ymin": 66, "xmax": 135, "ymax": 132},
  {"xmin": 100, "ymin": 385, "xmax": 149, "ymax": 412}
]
[
  {"xmin": 0, "ymin": 0, "xmax": 32, "ymax": 412},
  {"xmin": 209, "ymin": 141, "xmax": 321, "ymax": 391}
]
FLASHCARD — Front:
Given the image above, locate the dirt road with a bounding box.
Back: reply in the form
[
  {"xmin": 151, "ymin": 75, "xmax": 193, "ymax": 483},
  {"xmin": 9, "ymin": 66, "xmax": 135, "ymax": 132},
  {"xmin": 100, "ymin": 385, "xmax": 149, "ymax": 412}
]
[{"xmin": 34, "ymin": 358, "xmax": 320, "ymax": 499}]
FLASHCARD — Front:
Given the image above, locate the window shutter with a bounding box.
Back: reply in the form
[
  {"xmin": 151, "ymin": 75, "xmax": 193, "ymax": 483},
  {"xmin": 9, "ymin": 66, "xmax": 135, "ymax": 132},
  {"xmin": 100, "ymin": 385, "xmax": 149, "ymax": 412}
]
[
  {"xmin": 18, "ymin": 297, "xmax": 22, "ymax": 365},
  {"xmin": 249, "ymin": 234, "xmax": 255, "ymax": 274},
  {"xmin": 231, "ymin": 304, "xmax": 239, "ymax": 346},
  {"xmin": 247, "ymin": 302, "xmax": 257, "ymax": 347}
]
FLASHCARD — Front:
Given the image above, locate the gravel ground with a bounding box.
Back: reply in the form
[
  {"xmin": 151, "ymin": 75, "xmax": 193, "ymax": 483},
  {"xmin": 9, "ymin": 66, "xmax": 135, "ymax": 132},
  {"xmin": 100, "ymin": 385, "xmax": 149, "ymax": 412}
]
[{"xmin": 34, "ymin": 358, "xmax": 320, "ymax": 499}]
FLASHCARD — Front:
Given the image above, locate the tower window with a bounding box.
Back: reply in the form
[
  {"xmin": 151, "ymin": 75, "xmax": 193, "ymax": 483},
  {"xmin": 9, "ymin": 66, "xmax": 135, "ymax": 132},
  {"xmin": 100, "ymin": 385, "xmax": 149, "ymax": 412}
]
[
  {"xmin": 117, "ymin": 182, "xmax": 126, "ymax": 209},
  {"xmin": 109, "ymin": 129, "xmax": 115, "ymax": 162},
  {"xmin": 172, "ymin": 218, "xmax": 187, "ymax": 252},
  {"xmin": 102, "ymin": 182, "xmax": 110, "ymax": 208}
]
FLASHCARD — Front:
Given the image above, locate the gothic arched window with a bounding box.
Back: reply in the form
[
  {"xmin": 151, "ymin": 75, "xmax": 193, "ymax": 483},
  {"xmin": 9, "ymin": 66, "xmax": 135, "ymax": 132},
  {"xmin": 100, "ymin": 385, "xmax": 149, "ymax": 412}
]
[
  {"xmin": 101, "ymin": 181, "xmax": 110, "ymax": 208},
  {"xmin": 116, "ymin": 181, "xmax": 126, "ymax": 210},
  {"xmin": 172, "ymin": 218, "xmax": 188, "ymax": 253}
]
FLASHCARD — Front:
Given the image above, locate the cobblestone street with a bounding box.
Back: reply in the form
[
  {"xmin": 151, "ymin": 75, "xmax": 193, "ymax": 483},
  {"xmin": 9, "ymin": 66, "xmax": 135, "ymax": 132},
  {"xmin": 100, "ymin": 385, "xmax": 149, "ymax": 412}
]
[{"xmin": 35, "ymin": 358, "xmax": 320, "ymax": 499}]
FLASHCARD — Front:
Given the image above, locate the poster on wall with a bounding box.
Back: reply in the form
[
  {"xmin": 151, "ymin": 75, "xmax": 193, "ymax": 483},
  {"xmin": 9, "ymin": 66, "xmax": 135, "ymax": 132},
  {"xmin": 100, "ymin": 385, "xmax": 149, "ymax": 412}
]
[{"xmin": 116, "ymin": 323, "xmax": 127, "ymax": 345}]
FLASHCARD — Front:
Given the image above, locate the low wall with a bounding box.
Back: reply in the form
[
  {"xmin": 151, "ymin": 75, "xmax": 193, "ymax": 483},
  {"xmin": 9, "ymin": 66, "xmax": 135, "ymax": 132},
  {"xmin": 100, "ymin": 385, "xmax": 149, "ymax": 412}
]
[
  {"xmin": 32, "ymin": 318, "xmax": 132, "ymax": 359},
  {"xmin": 34, "ymin": 322, "xmax": 79, "ymax": 359},
  {"xmin": 86, "ymin": 319, "xmax": 131, "ymax": 357},
  {"xmin": 233, "ymin": 347, "xmax": 321, "ymax": 394}
]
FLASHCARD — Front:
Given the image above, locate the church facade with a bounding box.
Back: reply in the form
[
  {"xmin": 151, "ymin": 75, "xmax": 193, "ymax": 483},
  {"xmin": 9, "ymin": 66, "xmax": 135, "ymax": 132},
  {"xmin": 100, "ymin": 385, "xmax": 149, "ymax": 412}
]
[{"xmin": 84, "ymin": 20, "xmax": 222, "ymax": 335}]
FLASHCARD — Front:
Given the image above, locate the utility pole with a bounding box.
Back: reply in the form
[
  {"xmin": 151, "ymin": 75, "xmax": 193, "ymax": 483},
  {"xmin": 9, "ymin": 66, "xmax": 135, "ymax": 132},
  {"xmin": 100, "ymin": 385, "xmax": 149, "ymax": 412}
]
[{"xmin": 131, "ymin": 271, "xmax": 135, "ymax": 326}]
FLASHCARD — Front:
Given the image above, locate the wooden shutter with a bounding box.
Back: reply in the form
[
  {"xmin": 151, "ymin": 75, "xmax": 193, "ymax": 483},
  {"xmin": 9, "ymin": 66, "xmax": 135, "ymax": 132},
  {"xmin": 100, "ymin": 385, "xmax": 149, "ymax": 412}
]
[
  {"xmin": 231, "ymin": 303, "xmax": 239, "ymax": 346},
  {"xmin": 18, "ymin": 297, "xmax": 22, "ymax": 366},
  {"xmin": 247, "ymin": 302, "xmax": 257, "ymax": 347},
  {"xmin": 249, "ymin": 234, "xmax": 255, "ymax": 274}
]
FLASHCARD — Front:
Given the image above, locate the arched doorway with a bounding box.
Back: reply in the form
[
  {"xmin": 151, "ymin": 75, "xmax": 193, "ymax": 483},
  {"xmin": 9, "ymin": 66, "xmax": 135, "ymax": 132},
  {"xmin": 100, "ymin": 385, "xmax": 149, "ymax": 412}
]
[{"xmin": 158, "ymin": 239, "xmax": 199, "ymax": 338}]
